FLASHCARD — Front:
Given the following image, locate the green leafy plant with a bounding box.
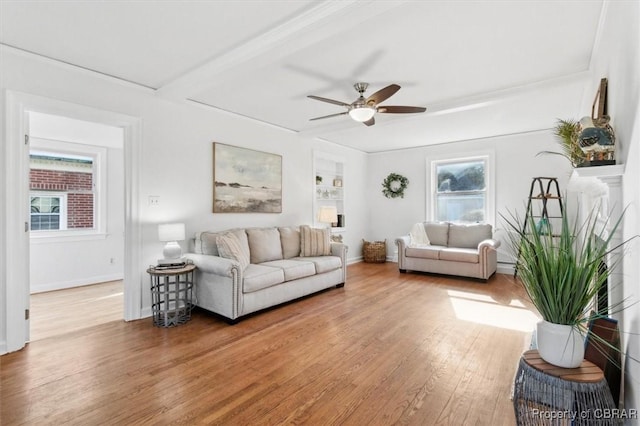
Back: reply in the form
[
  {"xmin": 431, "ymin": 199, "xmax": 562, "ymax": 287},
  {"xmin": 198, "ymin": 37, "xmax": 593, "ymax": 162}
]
[
  {"xmin": 501, "ymin": 205, "xmax": 631, "ymax": 328},
  {"xmin": 538, "ymin": 119, "xmax": 586, "ymax": 167}
]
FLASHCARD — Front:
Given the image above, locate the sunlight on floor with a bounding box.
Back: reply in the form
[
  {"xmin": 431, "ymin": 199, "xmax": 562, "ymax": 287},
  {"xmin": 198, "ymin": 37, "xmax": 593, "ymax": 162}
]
[{"xmin": 447, "ymin": 289, "xmax": 540, "ymax": 332}]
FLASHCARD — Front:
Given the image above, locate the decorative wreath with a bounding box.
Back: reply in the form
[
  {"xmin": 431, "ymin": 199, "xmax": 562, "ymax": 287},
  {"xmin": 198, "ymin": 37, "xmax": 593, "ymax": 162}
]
[{"xmin": 382, "ymin": 173, "xmax": 409, "ymax": 199}]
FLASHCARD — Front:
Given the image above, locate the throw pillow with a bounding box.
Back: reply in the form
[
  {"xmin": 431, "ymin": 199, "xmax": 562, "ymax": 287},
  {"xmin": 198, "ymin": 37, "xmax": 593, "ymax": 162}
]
[
  {"xmin": 409, "ymin": 222, "xmax": 430, "ymax": 247},
  {"xmin": 216, "ymin": 232, "xmax": 250, "ymax": 270},
  {"xmin": 246, "ymin": 228, "xmax": 283, "ymax": 264},
  {"xmin": 279, "ymin": 226, "xmax": 301, "ymax": 259},
  {"xmin": 300, "ymin": 225, "xmax": 331, "ymax": 257}
]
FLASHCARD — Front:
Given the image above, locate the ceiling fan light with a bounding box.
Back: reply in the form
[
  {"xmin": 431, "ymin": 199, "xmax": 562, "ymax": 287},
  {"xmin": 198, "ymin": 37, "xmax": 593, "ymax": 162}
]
[{"xmin": 349, "ymin": 106, "xmax": 376, "ymax": 122}]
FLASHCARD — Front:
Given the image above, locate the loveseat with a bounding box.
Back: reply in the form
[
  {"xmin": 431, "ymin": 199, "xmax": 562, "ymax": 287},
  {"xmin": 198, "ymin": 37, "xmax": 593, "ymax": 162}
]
[
  {"xmin": 185, "ymin": 225, "xmax": 347, "ymax": 322},
  {"xmin": 395, "ymin": 222, "xmax": 500, "ymax": 281}
]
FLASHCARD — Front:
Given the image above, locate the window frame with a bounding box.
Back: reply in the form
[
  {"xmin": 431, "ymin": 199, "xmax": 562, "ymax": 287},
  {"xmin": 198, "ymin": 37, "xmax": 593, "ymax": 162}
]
[
  {"xmin": 30, "ymin": 192, "xmax": 68, "ymax": 231},
  {"xmin": 29, "ymin": 138, "xmax": 107, "ymax": 242},
  {"xmin": 427, "ymin": 152, "xmax": 495, "ymax": 225}
]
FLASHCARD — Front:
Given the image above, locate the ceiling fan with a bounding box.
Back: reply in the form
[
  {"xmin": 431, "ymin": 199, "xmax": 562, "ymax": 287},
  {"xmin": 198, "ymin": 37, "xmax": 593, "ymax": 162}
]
[{"xmin": 308, "ymin": 82, "xmax": 426, "ymax": 126}]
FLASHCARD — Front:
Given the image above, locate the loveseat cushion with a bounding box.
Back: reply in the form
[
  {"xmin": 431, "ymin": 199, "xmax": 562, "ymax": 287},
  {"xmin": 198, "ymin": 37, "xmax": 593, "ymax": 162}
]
[
  {"xmin": 439, "ymin": 248, "xmax": 479, "ymax": 263},
  {"xmin": 424, "ymin": 222, "xmax": 449, "ymax": 246},
  {"xmin": 279, "ymin": 226, "xmax": 301, "ymax": 259},
  {"xmin": 300, "ymin": 225, "xmax": 331, "ymax": 256},
  {"xmin": 243, "ymin": 264, "xmax": 285, "ymax": 293},
  {"xmin": 216, "ymin": 231, "xmax": 251, "ymax": 270},
  {"xmin": 448, "ymin": 223, "xmax": 492, "ymax": 249},
  {"xmin": 261, "ymin": 259, "xmax": 316, "ymax": 281},
  {"xmin": 405, "ymin": 245, "xmax": 442, "ymax": 260},
  {"xmin": 295, "ymin": 255, "xmax": 342, "ymax": 274},
  {"xmin": 246, "ymin": 228, "xmax": 283, "ymax": 264}
]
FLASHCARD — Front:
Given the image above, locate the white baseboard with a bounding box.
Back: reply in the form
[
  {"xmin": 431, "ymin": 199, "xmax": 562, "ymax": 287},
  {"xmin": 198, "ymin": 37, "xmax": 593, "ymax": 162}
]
[
  {"xmin": 497, "ymin": 263, "xmax": 516, "ymax": 275},
  {"xmin": 30, "ymin": 273, "xmax": 124, "ymax": 294},
  {"xmin": 0, "ymin": 340, "xmax": 6, "ymax": 356}
]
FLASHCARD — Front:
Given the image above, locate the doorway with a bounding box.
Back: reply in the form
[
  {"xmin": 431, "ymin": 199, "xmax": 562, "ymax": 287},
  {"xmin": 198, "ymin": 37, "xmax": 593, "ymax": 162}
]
[
  {"xmin": 3, "ymin": 91, "xmax": 143, "ymax": 354},
  {"xmin": 27, "ymin": 111, "xmax": 125, "ymax": 341}
]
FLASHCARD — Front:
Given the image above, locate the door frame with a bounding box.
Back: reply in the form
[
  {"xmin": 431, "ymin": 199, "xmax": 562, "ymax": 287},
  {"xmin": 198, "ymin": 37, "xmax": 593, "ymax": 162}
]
[{"xmin": 3, "ymin": 90, "xmax": 142, "ymax": 353}]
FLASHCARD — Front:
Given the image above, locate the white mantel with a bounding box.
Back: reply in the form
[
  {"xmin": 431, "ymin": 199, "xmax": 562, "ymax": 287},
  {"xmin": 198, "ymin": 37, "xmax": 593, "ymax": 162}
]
[{"xmin": 567, "ymin": 164, "xmax": 625, "ymax": 319}]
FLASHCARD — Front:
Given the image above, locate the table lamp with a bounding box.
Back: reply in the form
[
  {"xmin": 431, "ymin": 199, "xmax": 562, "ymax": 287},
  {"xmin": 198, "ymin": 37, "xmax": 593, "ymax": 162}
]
[
  {"xmin": 158, "ymin": 223, "xmax": 186, "ymax": 265},
  {"xmin": 317, "ymin": 206, "xmax": 338, "ymax": 228}
]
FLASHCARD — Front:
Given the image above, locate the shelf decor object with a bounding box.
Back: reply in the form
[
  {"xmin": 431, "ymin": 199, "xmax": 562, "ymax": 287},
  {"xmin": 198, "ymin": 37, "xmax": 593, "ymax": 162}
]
[
  {"xmin": 213, "ymin": 142, "xmax": 282, "ymax": 213},
  {"xmin": 382, "ymin": 172, "xmax": 409, "ymax": 198}
]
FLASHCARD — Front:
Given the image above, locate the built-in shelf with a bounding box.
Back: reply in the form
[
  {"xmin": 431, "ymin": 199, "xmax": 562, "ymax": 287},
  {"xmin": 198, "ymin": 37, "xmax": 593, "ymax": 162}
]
[{"xmin": 313, "ymin": 151, "xmax": 345, "ymax": 233}]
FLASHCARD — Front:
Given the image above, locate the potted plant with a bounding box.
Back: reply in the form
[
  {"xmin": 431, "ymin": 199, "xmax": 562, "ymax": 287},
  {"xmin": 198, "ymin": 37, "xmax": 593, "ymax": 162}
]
[
  {"xmin": 502, "ymin": 204, "xmax": 631, "ymax": 368},
  {"xmin": 537, "ymin": 119, "xmax": 586, "ymax": 167}
]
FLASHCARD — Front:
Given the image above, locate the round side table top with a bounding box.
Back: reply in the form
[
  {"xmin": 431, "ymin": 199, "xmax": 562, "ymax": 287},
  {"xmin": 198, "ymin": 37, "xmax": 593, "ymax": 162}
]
[
  {"xmin": 522, "ymin": 349, "xmax": 604, "ymax": 383},
  {"xmin": 147, "ymin": 263, "xmax": 196, "ymax": 275}
]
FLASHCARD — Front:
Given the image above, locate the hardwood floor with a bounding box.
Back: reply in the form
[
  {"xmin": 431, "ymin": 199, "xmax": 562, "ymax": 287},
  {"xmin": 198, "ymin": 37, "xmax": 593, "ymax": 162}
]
[
  {"xmin": 1, "ymin": 263, "xmax": 538, "ymax": 425},
  {"xmin": 29, "ymin": 280, "xmax": 124, "ymax": 341}
]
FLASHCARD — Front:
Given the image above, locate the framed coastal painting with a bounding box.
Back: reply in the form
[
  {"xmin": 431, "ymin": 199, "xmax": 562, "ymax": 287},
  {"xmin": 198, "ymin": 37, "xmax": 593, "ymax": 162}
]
[{"xmin": 213, "ymin": 143, "xmax": 282, "ymax": 213}]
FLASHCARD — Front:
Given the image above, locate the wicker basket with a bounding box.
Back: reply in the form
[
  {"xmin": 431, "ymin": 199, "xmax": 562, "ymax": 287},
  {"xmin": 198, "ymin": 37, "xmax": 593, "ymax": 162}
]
[{"xmin": 362, "ymin": 239, "xmax": 387, "ymax": 263}]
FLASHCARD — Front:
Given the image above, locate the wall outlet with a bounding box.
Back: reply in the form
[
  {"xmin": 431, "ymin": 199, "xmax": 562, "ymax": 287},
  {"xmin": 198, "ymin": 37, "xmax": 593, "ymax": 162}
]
[
  {"xmin": 149, "ymin": 196, "xmax": 160, "ymax": 206},
  {"xmin": 110, "ymin": 257, "xmax": 115, "ymax": 265}
]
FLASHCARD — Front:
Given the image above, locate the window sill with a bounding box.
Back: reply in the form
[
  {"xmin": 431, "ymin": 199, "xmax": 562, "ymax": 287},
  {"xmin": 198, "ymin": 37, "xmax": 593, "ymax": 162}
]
[{"xmin": 30, "ymin": 230, "xmax": 108, "ymax": 244}]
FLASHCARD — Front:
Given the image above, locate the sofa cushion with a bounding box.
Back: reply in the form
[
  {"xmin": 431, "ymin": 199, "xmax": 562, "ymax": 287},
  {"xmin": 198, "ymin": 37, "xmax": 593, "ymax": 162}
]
[
  {"xmin": 194, "ymin": 228, "xmax": 246, "ymax": 256},
  {"xmin": 295, "ymin": 255, "xmax": 342, "ymax": 274},
  {"xmin": 261, "ymin": 259, "xmax": 316, "ymax": 281},
  {"xmin": 279, "ymin": 226, "xmax": 301, "ymax": 259},
  {"xmin": 405, "ymin": 245, "xmax": 442, "ymax": 260},
  {"xmin": 448, "ymin": 223, "xmax": 492, "ymax": 249},
  {"xmin": 424, "ymin": 222, "xmax": 449, "ymax": 246},
  {"xmin": 194, "ymin": 230, "xmax": 221, "ymax": 255},
  {"xmin": 439, "ymin": 248, "xmax": 479, "ymax": 263},
  {"xmin": 243, "ymin": 264, "xmax": 285, "ymax": 293},
  {"xmin": 216, "ymin": 231, "xmax": 250, "ymax": 270},
  {"xmin": 300, "ymin": 225, "xmax": 331, "ymax": 256},
  {"xmin": 246, "ymin": 228, "xmax": 283, "ymax": 264}
]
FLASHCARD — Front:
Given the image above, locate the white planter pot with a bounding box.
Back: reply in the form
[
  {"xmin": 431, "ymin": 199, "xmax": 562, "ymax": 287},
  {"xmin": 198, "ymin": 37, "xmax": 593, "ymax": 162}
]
[{"xmin": 536, "ymin": 320, "xmax": 585, "ymax": 368}]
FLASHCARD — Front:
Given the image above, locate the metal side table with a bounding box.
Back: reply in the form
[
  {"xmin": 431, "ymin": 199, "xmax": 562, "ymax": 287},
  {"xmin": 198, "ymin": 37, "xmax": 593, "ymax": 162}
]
[
  {"xmin": 147, "ymin": 263, "xmax": 195, "ymax": 327},
  {"xmin": 513, "ymin": 349, "xmax": 620, "ymax": 425}
]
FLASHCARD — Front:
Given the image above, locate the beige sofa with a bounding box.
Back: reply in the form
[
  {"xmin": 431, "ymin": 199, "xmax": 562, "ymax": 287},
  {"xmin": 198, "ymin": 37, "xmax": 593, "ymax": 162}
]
[
  {"xmin": 395, "ymin": 222, "xmax": 500, "ymax": 281},
  {"xmin": 185, "ymin": 226, "xmax": 347, "ymax": 322}
]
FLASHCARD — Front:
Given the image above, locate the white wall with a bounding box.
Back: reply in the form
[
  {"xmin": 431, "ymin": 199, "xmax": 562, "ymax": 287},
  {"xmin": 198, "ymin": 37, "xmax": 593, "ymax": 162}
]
[
  {"xmin": 366, "ymin": 130, "xmax": 572, "ymax": 268},
  {"xmin": 28, "ymin": 113, "xmax": 125, "ymax": 293},
  {"xmin": 587, "ymin": 0, "xmax": 640, "ymax": 415},
  {"xmin": 0, "ymin": 46, "xmax": 368, "ymax": 343}
]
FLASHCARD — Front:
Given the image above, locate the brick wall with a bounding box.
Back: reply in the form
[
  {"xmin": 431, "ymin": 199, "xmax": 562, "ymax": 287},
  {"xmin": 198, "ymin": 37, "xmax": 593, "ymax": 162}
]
[{"xmin": 30, "ymin": 169, "xmax": 94, "ymax": 228}]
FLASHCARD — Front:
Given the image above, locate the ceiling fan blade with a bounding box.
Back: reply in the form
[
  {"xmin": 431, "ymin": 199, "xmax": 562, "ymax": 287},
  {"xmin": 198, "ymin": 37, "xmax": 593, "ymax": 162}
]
[
  {"xmin": 309, "ymin": 111, "xmax": 349, "ymax": 121},
  {"xmin": 307, "ymin": 95, "xmax": 351, "ymax": 107},
  {"xmin": 377, "ymin": 105, "xmax": 426, "ymax": 114},
  {"xmin": 365, "ymin": 84, "xmax": 400, "ymax": 106},
  {"xmin": 363, "ymin": 117, "xmax": 375, "ymax": 126}
]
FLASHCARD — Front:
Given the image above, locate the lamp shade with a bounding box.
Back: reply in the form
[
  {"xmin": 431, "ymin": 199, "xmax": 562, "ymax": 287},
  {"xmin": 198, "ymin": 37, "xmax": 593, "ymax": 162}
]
[
  {"xmin": 158, "ymin": 223, "xmax": 185, "ymax": 242},
  {"xmin": 349, "ymin": 106, "xmax": 376, "ymax": 122},
  {"xmin": 317, "ymin": 206, "xmax": 338, "ymax": 224}
]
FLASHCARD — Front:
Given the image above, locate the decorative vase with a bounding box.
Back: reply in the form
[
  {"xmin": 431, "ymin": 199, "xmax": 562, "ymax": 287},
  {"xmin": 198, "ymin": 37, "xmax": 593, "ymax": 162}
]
[{"xmin": 536, "ymin": 320, "xmax": 585, "ymax": 368}]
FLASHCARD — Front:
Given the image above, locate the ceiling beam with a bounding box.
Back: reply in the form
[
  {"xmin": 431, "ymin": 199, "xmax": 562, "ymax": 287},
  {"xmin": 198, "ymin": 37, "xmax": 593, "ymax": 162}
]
[{"xmin": 155, "ymin": 0, "xmax": 410, "ymax": 101}]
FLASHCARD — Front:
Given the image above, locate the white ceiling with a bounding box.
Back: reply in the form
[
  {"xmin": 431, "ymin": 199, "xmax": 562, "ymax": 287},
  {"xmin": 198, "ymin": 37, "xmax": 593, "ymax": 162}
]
[{"xmin": 0, "ymin": 0, "xmax": 604, "ymax": 153}]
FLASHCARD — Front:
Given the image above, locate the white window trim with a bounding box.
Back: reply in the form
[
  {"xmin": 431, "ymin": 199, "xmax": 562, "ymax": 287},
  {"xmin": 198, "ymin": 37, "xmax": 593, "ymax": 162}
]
[
  {"xmin": 426, "ymin": 151, "xmax": 495, "ymax": 225},
  {"xmin": 29, "ymin": 138, "xmax": 107, "ymax": 243}
]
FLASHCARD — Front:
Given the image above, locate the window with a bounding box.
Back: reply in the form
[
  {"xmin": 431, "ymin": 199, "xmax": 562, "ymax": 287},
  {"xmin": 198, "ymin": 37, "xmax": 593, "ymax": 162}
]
[
  {"xmin": 30, "ymin": 193, "xmax": 67, "ymax": 230},
  {"xmin": 429, "ymin": 154, "xmax": 494, "ymax": 224},
  {"xmin": 29, "ymin": 138, "xmax": 107, "ymax": 239}
]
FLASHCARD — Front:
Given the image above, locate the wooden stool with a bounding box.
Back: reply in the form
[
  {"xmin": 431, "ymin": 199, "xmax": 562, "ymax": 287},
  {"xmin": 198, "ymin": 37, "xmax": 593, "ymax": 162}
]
[{"xmin": 513, "ymin": 350, "xmax": 620, "ymax": 425}]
